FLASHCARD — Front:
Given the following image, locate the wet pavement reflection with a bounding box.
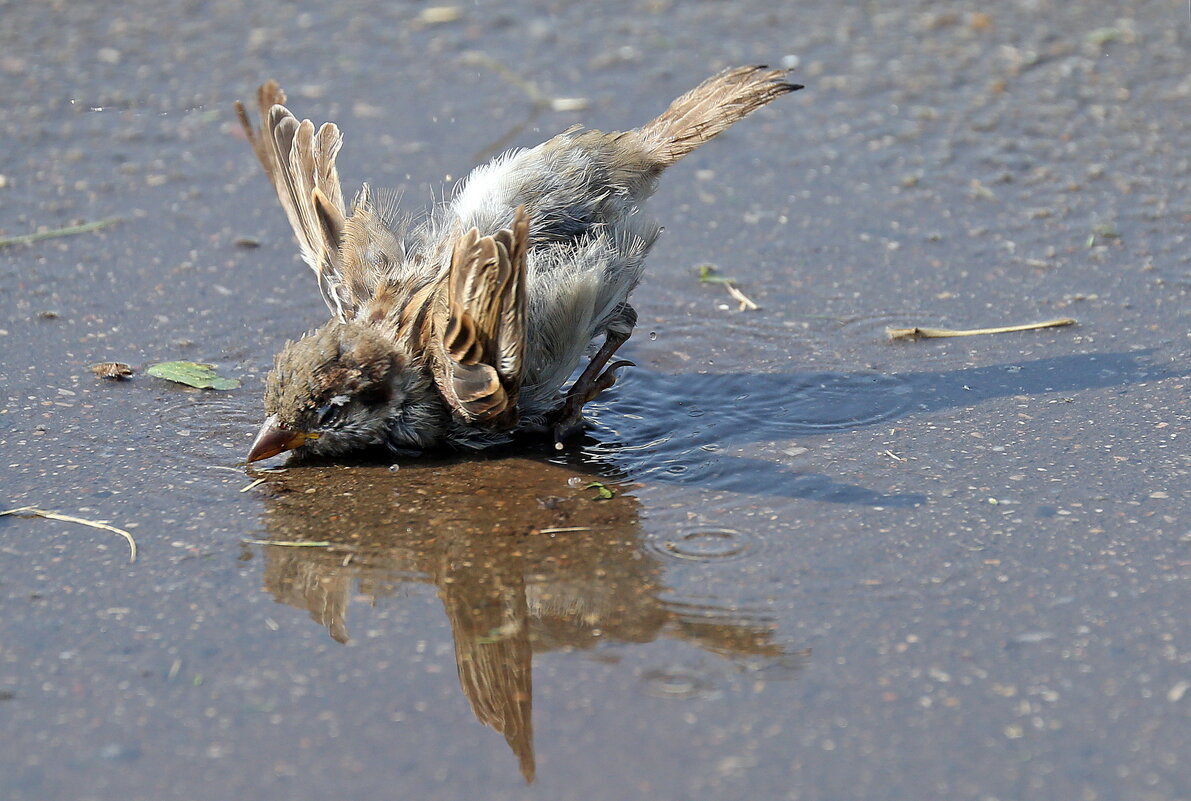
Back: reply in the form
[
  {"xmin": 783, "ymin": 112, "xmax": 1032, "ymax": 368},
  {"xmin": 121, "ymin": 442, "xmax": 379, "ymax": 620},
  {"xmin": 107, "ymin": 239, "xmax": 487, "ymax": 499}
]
[{"xmin": 250, "ymin": 459, "xmax": 798, "ymax": 781}]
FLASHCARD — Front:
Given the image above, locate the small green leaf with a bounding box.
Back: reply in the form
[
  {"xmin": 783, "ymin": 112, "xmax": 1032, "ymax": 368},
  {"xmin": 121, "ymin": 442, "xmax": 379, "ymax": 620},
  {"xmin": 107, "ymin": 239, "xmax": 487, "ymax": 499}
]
[
  {"xmin": 147, "ymin": 361, "xmax": 240, "ymax": 390},
  {"xmin": 586, "ymin": 481, "xmax": 615, "ymax": 500},
  {"xmin": 697, "ymin": 264, "xmax": 736, "ymax": 284},
  {"xmin": 1085, "ymin": 27, "xmax": 1123, "ymax": 45}
]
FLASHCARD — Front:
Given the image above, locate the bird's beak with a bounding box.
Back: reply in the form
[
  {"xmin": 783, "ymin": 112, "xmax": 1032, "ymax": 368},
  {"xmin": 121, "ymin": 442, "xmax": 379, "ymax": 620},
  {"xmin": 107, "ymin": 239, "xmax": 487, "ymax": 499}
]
[{"xmin": 246, "ymin": 415, "xmax": 316, "ymax": 463}]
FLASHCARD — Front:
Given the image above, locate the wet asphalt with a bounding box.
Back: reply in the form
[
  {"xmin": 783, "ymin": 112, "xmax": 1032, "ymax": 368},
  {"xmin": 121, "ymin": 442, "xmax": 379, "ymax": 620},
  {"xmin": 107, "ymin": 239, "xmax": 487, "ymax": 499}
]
[{"xmin": 0, "ymin": 1, "xmax": 1188, "ymax": 799}]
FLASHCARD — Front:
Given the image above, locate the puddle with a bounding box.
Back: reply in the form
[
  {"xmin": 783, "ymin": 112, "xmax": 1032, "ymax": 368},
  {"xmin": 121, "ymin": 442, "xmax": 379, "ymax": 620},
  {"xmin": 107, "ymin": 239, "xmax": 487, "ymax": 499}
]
[
  {"xmin": 834, "ymin": 310, "xmax": 939, "ymax": 340},
  {"xmin": 229, "ymin": 462, "xmax": 800, "ymax": 781},
  {"xmin": 647, "ymin": 314, "xmax": 830, "ymax": 371}
]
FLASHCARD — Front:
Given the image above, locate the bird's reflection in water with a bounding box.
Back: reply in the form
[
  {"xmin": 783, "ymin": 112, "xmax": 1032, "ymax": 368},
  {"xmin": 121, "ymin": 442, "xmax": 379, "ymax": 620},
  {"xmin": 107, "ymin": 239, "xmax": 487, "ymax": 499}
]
[{"xmin": 251, "ymin": 455, "xmax": 800, "ymax": 782}]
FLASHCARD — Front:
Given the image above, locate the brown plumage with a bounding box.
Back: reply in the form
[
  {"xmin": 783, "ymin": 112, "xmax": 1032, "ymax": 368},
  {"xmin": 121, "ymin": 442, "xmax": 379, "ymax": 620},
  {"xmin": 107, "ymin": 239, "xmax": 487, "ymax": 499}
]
[
  {"xmin": 432, "ymin": 207, "xmax": 528, "ymax": 427},
  {"xmin": 635, "ymin": 66, "xmax": 798, "ymax": 166},
  {"xmin": 236, "ymin": 66, "xmax": 802, "ymax": 462}
]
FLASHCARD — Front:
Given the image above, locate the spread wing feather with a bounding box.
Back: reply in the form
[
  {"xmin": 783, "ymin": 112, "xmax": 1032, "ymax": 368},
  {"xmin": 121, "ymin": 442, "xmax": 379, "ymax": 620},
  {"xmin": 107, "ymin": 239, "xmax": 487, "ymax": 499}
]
[
  {"xmin": 236, "ymin": 82, "xmax": 361, "ymax": 320},
  {"xmin": 432, "ymin": 206, "xmax": 529, "ymax": 427}
]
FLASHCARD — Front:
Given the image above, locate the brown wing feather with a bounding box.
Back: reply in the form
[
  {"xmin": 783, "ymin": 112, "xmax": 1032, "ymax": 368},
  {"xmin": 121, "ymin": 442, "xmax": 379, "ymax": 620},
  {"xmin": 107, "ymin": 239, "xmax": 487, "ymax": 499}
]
[
  {"xmin": 235, "ymin": 82, "xmax": 355, "ymax": 319},
  {"xmin": 311, "ymin": 186, "xmax": 345, "ymax": 254},
  {"xmin": 491, "ymin": 209, "xmax": 528, "ymax": 381},
  {"xmin": 432, "ymin": 207, "xmax": 530, "ymax": 427}
]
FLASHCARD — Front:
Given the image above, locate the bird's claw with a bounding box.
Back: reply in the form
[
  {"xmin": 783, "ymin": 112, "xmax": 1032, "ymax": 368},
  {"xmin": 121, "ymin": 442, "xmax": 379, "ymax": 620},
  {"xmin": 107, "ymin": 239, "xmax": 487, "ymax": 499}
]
[{"xmin": 552, "ymin": 359, "xmax": 635, "ymax": 448}]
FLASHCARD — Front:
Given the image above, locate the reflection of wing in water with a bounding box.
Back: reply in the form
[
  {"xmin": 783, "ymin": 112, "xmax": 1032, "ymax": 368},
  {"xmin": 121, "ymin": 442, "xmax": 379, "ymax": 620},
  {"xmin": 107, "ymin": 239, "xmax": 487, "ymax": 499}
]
[
  {"xmin": 441, "ymin": 569, "xmax": 534, "ymax": 781},
  {"xmin": 252, "ymin": 456, "xmax": 800, "ymax": 782},
  {"xmin": 262, "ymin": 550, "xmax": 353, "ymax": 644}
]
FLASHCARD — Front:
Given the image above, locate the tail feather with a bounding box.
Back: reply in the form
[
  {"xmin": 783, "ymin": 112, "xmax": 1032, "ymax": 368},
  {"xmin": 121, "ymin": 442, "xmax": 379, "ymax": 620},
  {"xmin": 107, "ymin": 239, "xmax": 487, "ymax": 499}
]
[{"xmin": 634, "ymin": 66, "xmax": 801, "ymax": 167}]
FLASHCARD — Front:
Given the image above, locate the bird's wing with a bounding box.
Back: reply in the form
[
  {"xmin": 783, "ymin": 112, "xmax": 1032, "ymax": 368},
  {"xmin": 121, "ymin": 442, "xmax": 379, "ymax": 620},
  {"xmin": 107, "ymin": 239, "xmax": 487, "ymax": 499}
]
[
  {"xmin": 430, "ymin": 206, "xmax": 528, "ymax": 427},
  {"xmin": 236, "ymin": 81, "xmax": 375, "ymax": 321}
]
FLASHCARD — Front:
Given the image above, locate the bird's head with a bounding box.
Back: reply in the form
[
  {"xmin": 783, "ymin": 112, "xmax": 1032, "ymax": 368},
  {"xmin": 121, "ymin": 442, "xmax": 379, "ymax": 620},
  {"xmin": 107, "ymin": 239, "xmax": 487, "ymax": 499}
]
[{"xmin": 246, "ymin": 321, "xmax": 441, "ymax": 462}]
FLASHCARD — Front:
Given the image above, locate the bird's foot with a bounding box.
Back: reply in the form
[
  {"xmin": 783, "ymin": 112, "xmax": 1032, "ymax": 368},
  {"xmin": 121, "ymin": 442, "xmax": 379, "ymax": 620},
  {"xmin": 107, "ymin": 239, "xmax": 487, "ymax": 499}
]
[{"xmin": 552, "ymin": 359, "xmax": 634, "ymax": 448}]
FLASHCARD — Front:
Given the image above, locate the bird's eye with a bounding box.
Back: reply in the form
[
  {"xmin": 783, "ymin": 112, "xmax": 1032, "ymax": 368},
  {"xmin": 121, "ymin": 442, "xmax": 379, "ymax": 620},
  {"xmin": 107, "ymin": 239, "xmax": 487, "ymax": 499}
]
[
  {"xmin": 314, "ymin": 404, "xmax": 339, "ymax": 428},
  {"xmin": 315, "ymin": 395, "xmax": 351, "ymax": 428}
]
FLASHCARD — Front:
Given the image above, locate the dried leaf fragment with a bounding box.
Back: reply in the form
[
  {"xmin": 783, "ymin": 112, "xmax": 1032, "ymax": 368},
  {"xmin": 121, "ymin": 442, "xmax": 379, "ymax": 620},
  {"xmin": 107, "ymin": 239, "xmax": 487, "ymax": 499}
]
[
  {"xmin": 90, "ymin": 361, "xmax": 134, "ymax": 380},
  {"xmin": 0, "ymin": 217, "xmax": 121, "ymax": 248},
  {"xmin": 724, "ymin": 282, "xmax": 760, "ymax": 311},
  {"xmin": 549, "ymin": 97, "xmax": 589, "ymax": 112}
]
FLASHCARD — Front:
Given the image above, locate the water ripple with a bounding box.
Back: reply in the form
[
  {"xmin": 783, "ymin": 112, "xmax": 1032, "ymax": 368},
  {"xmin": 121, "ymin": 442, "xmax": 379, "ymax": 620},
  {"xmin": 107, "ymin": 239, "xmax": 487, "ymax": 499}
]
[
  {"xmin": 639, "ymin": 665, "xmax": 723, "ymax": 700},
  {"xmin": 579, "ymin": 365, "xmax": 921, "ymax": 504},
  {"xmin": 588, "ymin": 368, "xmax": 911, "ymax": 450},
  {"xmin": 150, "ymin": 395, "xmax": 257, "ymax": 466},
  {"xmin": 645, "ymin": 528, "xmax": 758, "ymax": 563}
]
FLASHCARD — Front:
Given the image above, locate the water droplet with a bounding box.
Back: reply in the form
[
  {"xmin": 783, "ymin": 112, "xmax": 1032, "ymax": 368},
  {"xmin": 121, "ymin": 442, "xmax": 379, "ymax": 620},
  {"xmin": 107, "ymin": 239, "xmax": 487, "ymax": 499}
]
[{"xmin": 648, "ymin": 331, "xmax": 657, "ymax": 341}]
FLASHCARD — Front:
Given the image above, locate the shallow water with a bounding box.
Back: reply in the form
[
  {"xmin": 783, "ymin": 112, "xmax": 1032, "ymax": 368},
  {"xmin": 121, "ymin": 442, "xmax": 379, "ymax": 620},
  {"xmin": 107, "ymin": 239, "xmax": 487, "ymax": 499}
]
[{"xmin": 2, "ymin": 1, "xmax": 1189, "ymax": 800}]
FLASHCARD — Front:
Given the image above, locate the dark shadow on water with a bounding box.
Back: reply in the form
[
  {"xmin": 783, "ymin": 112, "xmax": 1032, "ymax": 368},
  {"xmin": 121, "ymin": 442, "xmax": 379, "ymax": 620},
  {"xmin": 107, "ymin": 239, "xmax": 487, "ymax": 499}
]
[
  {"xmin": 248, "ymin": 462, "xmax": 807, "ymax": 783},
  {"xmin": 576, "ymin": 349, "xmax": 1176, "ymax": 502}
]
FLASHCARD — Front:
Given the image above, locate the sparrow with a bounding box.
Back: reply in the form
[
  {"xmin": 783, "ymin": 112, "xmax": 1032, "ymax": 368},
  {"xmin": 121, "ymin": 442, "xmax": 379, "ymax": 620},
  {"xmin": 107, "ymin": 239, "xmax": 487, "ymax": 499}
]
[{"xmin": 237, "ymin": 66, "xmax": 801, "ymax": 462}]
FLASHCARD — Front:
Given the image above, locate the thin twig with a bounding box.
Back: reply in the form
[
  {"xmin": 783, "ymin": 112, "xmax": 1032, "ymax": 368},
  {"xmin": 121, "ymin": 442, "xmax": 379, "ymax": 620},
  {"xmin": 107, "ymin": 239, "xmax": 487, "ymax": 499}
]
[
  {"xmin": 697, "ymin": 264, "xmax": 759, "ymax": 311},
  {"xmin": 887, "ymin": 318, "xmax": 1075, "ymax": 341},
  {"xmin": 0, "ymin": 218, "xmax": 121, "ymax": 248},
  {"xmin": 239, "ymin": 478, "xmax": 267, "ymax": 493},
  {"xmin": 241, "ymin": 539, "xmax": 335, "ymax": 548},
  {"xmin": 724, "ymin": 282, "xmax": 760, "ymax": 311},
  {"xmin": 537, "ymin": 526, "xmax": 592, "ymax": 535},
  {"xmin": 0, "ymin": 506, "xmax": 137, "ymax": 563}
]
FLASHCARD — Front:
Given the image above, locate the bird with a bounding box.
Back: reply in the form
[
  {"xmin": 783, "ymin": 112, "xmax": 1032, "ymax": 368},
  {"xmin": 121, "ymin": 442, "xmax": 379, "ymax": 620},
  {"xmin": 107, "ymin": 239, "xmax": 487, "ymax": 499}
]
[{"xmin": 236, "ymin": 66, "xmax": 801, "ymax": 463}]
